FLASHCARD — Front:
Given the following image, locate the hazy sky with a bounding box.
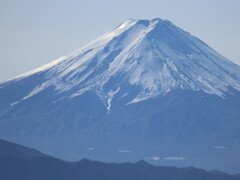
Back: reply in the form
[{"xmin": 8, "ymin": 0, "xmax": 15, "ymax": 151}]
[{"xmin": 0, "ymin": 0, "xmax": 240, "ymax": 82}]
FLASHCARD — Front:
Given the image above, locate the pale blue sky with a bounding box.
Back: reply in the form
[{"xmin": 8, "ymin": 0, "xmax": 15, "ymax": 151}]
[{"xmin": 0, "ymin": 0, "xmax": 240, "ymax": 81}]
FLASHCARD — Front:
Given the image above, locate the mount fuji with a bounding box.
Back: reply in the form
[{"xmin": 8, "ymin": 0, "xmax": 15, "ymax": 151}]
[{"xmin": 0, "ymin": 18, "xmax": 240, "ymax": 173}]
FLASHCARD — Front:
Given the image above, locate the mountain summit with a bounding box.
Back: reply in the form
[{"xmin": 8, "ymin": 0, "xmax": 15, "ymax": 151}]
[
  {"xmin": 1, "ymin": 18, "xmax": 240, "ymax": 173},
  {"xmin": 8, "ymin": 18, "xmax": 240, "ymax": 106}
]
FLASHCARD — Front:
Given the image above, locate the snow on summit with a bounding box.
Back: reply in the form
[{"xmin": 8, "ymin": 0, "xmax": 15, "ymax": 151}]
[
  {"xmin": 5, "ymin": 18, "xmax": 240, "ymax": 107},
  {"xmin": 1, "ymin": 19, "xmax": 240, "ymax": 173}
]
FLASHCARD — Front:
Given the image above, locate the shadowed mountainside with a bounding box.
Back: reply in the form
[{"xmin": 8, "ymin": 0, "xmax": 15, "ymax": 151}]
[{"xmin": 0, "ymin": 139, "xmax": 239, "ymax": 180}]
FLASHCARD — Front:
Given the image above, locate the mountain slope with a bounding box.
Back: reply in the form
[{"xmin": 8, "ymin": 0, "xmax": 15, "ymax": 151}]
[
  {"xmin": 0, "ymin": 139, "xmax": 239, "ymax": 180},
  {"xmin": 2, "ymin": 18, "xmax": 240, "ymax": 104},
  {"xmin": 0, "ymin": 18, "xmax": 240, "ymax": 173}
]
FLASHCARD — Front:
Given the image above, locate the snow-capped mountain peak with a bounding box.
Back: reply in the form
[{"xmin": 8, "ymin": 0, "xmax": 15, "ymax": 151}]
[
  {"xmin": 5, "ymin": 18, "xmax": 240, "ymax": 108},
  {"xmin": 1, "ymin": 19, "xmax": 240, "ymax": 173}
]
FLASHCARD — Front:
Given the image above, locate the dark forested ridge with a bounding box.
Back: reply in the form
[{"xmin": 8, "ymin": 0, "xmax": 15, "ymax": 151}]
[{"xmin": 0, "ymin": 139, "xmax": 239, "ymax": 180}]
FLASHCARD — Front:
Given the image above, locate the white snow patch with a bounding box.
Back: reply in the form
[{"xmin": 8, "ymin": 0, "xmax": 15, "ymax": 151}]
[
  {"xmin": 13, "ymin": 56, "xmax": 67, "ymax": 80},
  {"xmin": 118, "ymin": 150, "xmax": 131, "ymax": 153},
  {"xmin": 144, "ymin": 156, "xmax": 160, "ymax": 161},
  {"xmin": 106, "ymin": 87, "xmax": 120, "ymax": 113},
  {"xmin": 70, "ymin": 86, "xmax": 93, "ymax": 98},
  {"xmin": 23, "ymin": 82, "xmax": 50, "ymax": 100},
  {"xmin": 52, "ymin": 97, "xmax": 65, "ymax": 104},
  {"xmin": 213, "ymin": 146, "xmax": 227, "ymax": 150},
  {"xmin": 120, "ymin": 93, "xmax": 128, "ymax": 98},
  {"xmin": 10, "ymin": 101, "xmax": 20, "ymax": 106},
  {"xmin": 164, "ymin": 157, "xmax": 186, "ymax": 161},
  {"xmin": 128, "ymin": 96, "xmax": 152, "ymax": 104},
  {"xmin": 152, "ymin": 157, "xmax": 160, "ymax": 160}
]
